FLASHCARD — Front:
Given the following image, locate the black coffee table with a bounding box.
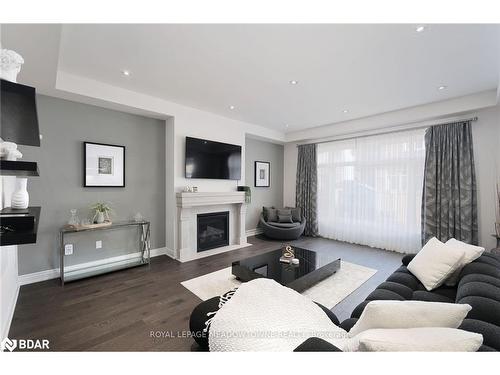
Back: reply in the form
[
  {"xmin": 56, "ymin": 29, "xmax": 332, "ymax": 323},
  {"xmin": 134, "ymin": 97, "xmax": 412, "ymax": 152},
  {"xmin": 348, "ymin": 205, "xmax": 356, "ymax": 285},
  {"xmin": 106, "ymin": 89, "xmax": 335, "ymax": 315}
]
[{"xmin": 232, "ymin": 246, "xmax": 341, "ymax": 292}]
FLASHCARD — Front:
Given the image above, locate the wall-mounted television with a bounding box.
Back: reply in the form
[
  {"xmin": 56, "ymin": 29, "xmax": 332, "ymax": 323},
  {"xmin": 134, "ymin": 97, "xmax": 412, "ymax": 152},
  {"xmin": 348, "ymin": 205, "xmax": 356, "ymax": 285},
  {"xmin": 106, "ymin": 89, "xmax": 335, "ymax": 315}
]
[
  {"xmin": 185, "ymin": 137, "xmax": 241, "ymax": 180},
  {"xmin": 0, "ymin": 79, "xmax": 40, "ymax": 146}
]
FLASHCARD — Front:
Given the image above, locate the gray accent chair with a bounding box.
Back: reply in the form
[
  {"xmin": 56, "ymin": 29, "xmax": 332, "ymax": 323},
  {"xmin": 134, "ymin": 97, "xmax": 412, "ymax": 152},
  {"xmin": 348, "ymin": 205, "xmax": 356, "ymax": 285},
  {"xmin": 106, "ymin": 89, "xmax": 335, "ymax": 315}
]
[{"xmin": 259, "ymin": 213, "xmax": 306, "ymax": 240}]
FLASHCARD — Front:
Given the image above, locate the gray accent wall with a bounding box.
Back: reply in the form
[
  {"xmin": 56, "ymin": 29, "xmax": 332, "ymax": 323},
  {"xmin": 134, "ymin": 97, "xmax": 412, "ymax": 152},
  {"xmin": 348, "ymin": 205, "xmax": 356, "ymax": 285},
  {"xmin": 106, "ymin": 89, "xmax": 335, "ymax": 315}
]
[
  {"xmin": 245, "ymin": 137, "xmax": 284, "ymax": 230},
  {"xmin": 18, "ymin": 95, "xmax": 166, "ymax": 275}
]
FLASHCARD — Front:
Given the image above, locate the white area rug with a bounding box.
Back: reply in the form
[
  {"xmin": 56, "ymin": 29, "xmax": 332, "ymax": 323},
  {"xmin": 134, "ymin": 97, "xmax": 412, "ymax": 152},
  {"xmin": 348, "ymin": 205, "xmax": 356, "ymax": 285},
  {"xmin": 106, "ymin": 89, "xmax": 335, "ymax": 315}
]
[{"xmin": 181, "ymin": 261, "xmax": 377, "ymax": 309}]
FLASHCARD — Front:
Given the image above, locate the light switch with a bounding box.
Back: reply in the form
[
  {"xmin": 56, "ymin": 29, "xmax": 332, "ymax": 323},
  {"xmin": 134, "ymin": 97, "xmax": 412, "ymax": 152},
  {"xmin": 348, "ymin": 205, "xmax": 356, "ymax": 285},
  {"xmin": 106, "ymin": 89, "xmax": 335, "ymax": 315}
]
[
  {"xmin": 96, "ymin": 240, "xmax": 102, "ymax": 249},
  {"xmin": 64, "ymin": 244, "xmax": 73, "ymax": 255}
]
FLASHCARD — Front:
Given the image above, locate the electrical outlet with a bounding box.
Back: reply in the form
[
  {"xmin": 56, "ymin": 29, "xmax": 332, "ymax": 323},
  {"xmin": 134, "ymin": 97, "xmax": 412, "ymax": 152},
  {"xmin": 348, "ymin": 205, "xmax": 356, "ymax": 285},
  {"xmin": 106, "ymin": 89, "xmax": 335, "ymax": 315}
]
[
  {"xmin": 64, "ymin": 244, "xmax": 73, "ymax": 256},
  {"xmin": 96, "ymin": 240, "xmax": 102, "ymax": 249}
]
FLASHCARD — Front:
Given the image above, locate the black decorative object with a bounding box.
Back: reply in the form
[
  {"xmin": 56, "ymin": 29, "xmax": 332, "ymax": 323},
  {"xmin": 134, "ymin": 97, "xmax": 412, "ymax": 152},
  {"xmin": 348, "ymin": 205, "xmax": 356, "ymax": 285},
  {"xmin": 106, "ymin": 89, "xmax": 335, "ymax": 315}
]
[
  {"xmin": 254, "ymin": 161, "xmax": 270, "ymax": 187},
  {"xmin": 0, "ymin": 160, "xmax": 39, "ymax": 177},
  {"xmin": 0, "ymin": 79, "xmax": 40, "ymax": 146},
  {"xmin": 0, "ymin": 206, "xmax": 41, "ymax": 246},
  {"xmin": 84, "ymin": 142, "xmax": 125, "ymax": 187}
]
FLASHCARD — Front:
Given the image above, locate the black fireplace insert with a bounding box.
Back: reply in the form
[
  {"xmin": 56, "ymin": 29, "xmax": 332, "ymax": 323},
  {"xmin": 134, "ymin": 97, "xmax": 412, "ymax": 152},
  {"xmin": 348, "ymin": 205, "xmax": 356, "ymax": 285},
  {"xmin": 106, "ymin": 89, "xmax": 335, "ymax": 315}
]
[{"xmin": 197, "ymin": 211, "xmax": 229, "ymax": 252}]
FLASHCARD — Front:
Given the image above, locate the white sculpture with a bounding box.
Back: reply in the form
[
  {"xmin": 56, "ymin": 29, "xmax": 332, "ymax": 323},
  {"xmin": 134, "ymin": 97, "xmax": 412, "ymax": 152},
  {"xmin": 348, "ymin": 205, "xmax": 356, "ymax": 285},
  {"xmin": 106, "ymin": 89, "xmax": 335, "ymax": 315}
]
[
  {"xmin": 0, "ymin": 47, "xmax": 24, "ymax": 82},
  {"xmin": 0, "ymin": 46, "xmax": 25, "ymax": 161}
]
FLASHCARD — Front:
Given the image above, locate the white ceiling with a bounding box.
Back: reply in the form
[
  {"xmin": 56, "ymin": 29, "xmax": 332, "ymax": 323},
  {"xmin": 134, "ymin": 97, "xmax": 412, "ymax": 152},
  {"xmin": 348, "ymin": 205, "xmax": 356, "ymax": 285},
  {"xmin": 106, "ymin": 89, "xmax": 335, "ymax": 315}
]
[{"xmin": 13, "ymin": 24, "xmax": 500, "ymax": 132}]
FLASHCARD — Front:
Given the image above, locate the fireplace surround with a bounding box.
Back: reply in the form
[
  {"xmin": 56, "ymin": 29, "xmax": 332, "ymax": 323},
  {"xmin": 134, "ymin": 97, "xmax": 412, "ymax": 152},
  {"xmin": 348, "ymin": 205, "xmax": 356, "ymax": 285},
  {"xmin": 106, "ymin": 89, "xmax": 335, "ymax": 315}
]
[
  {"xmin": 176, "ymin": 192, "xmax": 249, "ymax": 262},
  {"xmin": 197, "ymin": 211, "xmax": 229, "ymax": 252}
]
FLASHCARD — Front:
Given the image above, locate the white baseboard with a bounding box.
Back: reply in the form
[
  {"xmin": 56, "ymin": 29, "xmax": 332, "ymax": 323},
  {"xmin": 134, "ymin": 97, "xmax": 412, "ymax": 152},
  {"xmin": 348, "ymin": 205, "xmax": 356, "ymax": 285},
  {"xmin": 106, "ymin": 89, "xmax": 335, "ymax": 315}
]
[
  {"xmin": 18, "ymin": 247, "xmax": 168, "ymax": 286},
  {"xmin": 164, "ymin": 247, "xmax": 176, "ymax": 259},
  {"xmin": 178, "ymin": 242, "xmax": 252, "ymax": 263},
  {"xmin": 246, "ymin": 228, "xmax": 263, "ymax": 237}
]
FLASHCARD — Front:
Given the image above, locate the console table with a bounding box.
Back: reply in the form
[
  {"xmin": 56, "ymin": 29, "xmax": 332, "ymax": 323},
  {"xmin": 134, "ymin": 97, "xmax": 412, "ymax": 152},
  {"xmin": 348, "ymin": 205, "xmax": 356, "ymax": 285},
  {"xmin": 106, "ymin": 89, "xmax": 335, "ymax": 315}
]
[{"xmin": 59, "ymin": 220, "xmax": 151, "ymax": 285}]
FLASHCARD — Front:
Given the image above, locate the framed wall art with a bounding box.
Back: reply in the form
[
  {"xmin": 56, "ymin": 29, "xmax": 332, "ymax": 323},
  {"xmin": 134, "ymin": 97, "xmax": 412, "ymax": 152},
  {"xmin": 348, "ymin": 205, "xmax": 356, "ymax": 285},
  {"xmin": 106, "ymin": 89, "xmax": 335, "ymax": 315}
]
[
  {"xmin": 254, "ymin": 161, "xmax": 270, "ymax": 187},
  {"xmin": 84, "ymin": 142, "xmax": 125, "ymax": 187}
]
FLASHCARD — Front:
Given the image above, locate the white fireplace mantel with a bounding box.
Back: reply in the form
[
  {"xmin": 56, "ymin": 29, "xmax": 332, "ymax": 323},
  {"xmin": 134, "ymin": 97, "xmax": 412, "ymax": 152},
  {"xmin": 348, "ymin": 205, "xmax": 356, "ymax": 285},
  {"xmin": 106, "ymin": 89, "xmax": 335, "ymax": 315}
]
[{"xmin": 175, "ymin": 192, "xmax": 249, "ymax": 262}]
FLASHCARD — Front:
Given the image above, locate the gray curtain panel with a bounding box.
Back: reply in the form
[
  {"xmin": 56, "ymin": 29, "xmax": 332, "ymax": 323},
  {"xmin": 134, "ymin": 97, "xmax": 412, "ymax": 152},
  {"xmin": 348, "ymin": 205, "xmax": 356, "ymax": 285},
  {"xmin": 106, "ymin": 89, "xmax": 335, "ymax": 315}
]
[
  {"xmin": 296, "ymin": 143, "xmax": 318, "ymax": 236},
  {"xmin": 421, "ymin": 121, "xmax": 478, "ymax": 245}
]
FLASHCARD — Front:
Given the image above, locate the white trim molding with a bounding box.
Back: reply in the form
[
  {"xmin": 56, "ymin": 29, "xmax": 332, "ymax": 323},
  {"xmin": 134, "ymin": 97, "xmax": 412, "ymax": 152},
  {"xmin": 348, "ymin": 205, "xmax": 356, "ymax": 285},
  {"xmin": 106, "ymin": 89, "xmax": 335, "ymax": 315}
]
[
  {"xmin": 246, "ymin": 228, "xmax": 263, "ymax": 237},
  {"xmin": 1, "ymin": 283, "xmax": 19, "ymax": 342},
  {"xmin": 176, "ymin": 192, "xmax": 249, "ymax": 262},
  {"xmin": 18, "ymin": 247, "xmax": 168, "ymax": 286}
]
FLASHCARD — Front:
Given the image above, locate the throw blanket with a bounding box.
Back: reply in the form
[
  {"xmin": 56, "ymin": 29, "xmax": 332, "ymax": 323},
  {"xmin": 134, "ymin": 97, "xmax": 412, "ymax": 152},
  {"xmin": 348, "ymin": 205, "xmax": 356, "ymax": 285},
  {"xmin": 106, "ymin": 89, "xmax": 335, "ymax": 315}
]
[{"xmin": 208, "ymin": 278, "xmax": 348, "ymax": 351}]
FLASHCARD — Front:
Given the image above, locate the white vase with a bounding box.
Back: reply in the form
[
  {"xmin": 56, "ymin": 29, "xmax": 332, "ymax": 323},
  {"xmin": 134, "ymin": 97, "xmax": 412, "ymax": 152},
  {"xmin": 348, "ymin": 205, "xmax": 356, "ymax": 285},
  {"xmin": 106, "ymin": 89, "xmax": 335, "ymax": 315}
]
[
  {"xmin": 11, "ymin": 177, "xmax": 29, "ymax": 209},
  {"xmin": 96, "ymin": 211, "xmax": 105, "ymax": 224}
]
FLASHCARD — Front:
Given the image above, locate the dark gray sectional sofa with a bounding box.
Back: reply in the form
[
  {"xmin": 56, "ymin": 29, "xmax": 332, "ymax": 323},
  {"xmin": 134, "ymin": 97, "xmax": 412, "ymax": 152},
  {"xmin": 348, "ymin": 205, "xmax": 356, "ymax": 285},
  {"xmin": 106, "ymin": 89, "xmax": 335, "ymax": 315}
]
[
  {"xmin": 338, "ymin": 251, "xmax": 500, "ymax": 351},
  {"xmin": 190, "ymin": 251, "xmax": 500, "ymax": 351}
]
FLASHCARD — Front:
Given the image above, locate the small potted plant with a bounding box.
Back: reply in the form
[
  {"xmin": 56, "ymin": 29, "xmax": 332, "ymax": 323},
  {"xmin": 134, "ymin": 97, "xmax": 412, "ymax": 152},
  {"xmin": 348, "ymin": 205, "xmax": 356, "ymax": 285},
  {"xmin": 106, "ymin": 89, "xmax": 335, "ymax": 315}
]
[{"xmin": 91, "ymin": 202, "xmax": 112, "ymax": 224}]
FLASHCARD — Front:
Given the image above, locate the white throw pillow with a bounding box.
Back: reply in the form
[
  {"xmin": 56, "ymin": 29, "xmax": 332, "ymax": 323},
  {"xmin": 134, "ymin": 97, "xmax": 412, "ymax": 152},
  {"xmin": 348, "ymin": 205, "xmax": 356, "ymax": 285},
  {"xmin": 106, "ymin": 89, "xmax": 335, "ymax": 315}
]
[
  {"xmin": 407, "ymin": 237, "xmax": 465, "ymax": 291},
  {"xmin": 348, "ymin": 300, "xmax": 471, "ymax": 337},
  {"xmin": 444, "ymin": 238, "xmax": 484, "ymax": 286},
  {"xmin": 352, "ymin": 327, "xmax": 483, "ymax": 352}
]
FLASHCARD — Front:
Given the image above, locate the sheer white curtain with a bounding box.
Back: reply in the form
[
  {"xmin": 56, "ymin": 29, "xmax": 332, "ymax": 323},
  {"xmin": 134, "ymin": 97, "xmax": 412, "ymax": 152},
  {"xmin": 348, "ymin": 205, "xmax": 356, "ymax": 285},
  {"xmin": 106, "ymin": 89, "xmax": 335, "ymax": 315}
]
[{"xmin": 317, "ymin": 128, "xmax": 425, "ymax": 253}]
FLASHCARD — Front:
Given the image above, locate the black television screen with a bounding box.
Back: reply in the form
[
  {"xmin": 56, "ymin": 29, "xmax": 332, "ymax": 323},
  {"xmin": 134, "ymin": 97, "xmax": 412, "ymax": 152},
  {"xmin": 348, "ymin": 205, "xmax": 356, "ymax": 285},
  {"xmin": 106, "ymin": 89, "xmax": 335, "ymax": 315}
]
[
  {"xmin": 185, "ymin": 137, "xmax": 241, "ymax": 180},
  {"xmin": 0, "ymin": 79, "xmax": 40, "ymax": 146}
]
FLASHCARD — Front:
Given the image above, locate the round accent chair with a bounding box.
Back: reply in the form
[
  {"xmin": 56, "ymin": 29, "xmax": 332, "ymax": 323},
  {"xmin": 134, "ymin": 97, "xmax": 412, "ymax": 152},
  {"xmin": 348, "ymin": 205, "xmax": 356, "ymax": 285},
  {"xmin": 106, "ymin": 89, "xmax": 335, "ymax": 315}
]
[{"xmin": 259, "ymin": 213, "xmax": 306, "ymax": 240}]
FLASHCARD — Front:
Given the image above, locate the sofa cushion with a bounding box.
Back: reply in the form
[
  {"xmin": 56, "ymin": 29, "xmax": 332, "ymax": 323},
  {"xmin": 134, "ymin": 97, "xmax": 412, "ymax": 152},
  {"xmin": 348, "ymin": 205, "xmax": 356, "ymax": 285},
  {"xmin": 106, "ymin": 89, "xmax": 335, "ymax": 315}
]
[
  {"xmin": 278, "ymin": 214, "xmax": 293, "ymax": 223},
  {"xmin": 459, "ymin": 319, "xmax": 500, "ymax": 351},
  {"xmin": 412, "ymin": 290, "xmax": 455, "ymax": 303},
  {"xmin": 457, "ymin": 296, "xmax": 500, "ymax": 327},
  {"xmin": 459, "ymin": 261, "xmax": 500, "ymax": 280},
  {"xmin": 456, "ymin": 281, "xmax": 500, "ymax": 302},
  {"xmin": 365, "ymin": 289, "xmax": 406, "ymax": 302},
  {"xmin": 262, "ymin": 206, "xmax": 275, "ymax": 220},
  {"xmin": 348, "ymin": 300, "xmax": 472, "ymax": 337},
  {"xmin": 374, "ymin": 281, "xmax": 414, "ymax": 300},
  {"xmin": 267, "ymin": 221, "xmax": 300, "ymax": 228},
  {"xmin": 285, "ymin": 206, "xmax": 302, "ymax": 222},
  {"xmin": 340, "ymin": 318, "xmax": 358, "ymax": 332},
  {"xmin": 353, "ymin": 327, "xmax": 483, "ymax": 352},
  {"xmin": 277, "ymin": 208, "xmax": 292, "ymax": 216},
  {"xmin": 294, "ymin": 337, "xmax": 342, "ymax": 352},
  {"xmin": 386, "ymin": 270, "xmax": 423, "ymax": 291},
  {"xmin": 444, "ymin": 239, "xmax": 484, "ymax": 286},
  {"xmin": 407, "ymin": 237, "xmax": 465, "ymax": 291}
]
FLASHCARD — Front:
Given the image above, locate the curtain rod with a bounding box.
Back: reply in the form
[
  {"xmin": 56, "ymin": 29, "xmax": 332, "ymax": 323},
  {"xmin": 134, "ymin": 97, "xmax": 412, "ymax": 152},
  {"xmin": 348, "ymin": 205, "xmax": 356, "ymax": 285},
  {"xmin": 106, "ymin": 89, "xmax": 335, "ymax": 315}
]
[{"xmin": 297, "ymin": 115, "xmax": 479, "ymax": 146}]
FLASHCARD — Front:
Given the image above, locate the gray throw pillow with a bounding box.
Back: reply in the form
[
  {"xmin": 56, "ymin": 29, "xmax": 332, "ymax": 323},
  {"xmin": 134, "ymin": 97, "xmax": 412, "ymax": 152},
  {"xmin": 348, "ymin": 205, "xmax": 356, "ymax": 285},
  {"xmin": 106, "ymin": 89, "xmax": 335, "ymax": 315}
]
[
  {"xmin": 285, "ymin": 207, "xmax": 302, "ymax": 222},
  {"xmin": 277, "ymin": 209, "xmax": 292, "ymax": 217},
  {"xmin": 267, "ymin": 209, "xmax": 278, "ymax": 222},
  {"xmin": 262, "ymin": 206, "xmax": 275, "ymax": 221},
  {"xmin": 278, "ymin": 214, "xmax": 293, "ymax": 223}
]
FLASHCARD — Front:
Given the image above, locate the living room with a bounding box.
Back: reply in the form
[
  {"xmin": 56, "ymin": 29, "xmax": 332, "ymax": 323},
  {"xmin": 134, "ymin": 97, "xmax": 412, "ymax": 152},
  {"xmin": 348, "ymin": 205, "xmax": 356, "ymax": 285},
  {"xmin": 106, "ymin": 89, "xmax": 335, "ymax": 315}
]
[{"xmin": 1, "ymin": 1, "xmax": 500, "ymax": 373}]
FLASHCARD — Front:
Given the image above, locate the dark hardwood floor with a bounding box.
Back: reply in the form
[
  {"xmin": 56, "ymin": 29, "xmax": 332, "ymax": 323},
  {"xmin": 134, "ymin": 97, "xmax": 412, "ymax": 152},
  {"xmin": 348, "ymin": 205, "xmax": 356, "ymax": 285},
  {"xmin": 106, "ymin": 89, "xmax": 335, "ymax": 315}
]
[{"xmin": 9, "ymin": 236, "xmax": 402, "ymax": 351}]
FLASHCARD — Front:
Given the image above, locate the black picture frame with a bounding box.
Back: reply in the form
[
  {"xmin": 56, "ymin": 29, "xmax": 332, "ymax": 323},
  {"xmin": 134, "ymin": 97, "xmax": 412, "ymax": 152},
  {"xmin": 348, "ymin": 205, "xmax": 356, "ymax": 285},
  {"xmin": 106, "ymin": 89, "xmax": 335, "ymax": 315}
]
[
  {"xmin": 254, "ymin": 161, "xmax": 270, "ymax": 187},
  {"xmin": 83, "ymin": 141, "xmax": 125, "ymax": 187}
]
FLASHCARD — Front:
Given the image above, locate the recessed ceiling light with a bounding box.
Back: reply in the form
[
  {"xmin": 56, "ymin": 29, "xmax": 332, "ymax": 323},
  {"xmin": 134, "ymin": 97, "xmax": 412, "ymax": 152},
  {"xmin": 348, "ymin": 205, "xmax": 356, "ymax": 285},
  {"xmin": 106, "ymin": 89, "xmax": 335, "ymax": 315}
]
[
  {"xmin": 438, "ymin": 85, "xmax": 447, "ymax": 90},
  {"xmin": 342, "ymin": 109, "xmax": 349, "ymax": 113},
  {"xmin": 289, "ymin": 80, "xmax": 299, "ymax": 85},
  {"xmin": 229, "ymin": 105, "xmax": 235, "ymax": 110},
  {"xmin": 122, "ymin": 70, "xmax": 131, "ymax": 76},
  {"xmin": 285, "ymin": 124, "xmax": 289, "ymax": 128},
  {"xmin": 416, "ymin": 26, "xmax": 426, "ymax": 33}
]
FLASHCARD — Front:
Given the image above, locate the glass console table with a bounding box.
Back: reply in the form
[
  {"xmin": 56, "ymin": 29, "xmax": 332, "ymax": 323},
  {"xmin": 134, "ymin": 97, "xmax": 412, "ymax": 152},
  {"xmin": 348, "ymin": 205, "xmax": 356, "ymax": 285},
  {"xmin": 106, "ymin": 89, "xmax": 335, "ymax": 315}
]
[{"xmin": 59, "ymin": 220, "xmax": 151, "ymax": 285}]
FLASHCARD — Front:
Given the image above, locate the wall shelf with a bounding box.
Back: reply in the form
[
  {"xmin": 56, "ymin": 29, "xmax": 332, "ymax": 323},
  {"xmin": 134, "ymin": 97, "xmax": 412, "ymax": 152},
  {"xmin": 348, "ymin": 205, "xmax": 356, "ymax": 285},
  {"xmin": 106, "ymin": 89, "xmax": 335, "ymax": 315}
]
[
  {"xmin": 0, "ymin": 206, "xmax": 41, "ymax": 246},
  {"xmin": 0, "ymin": 160, "xmax": 39, "ymax": 177}
]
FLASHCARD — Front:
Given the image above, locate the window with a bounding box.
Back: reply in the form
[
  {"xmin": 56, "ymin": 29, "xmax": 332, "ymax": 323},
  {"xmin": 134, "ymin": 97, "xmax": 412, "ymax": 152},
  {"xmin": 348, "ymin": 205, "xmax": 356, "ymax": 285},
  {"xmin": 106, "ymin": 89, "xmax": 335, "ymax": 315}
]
[{"xmin": 317, "ymin": 128, "xmax": 425, "ymax": 253}]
